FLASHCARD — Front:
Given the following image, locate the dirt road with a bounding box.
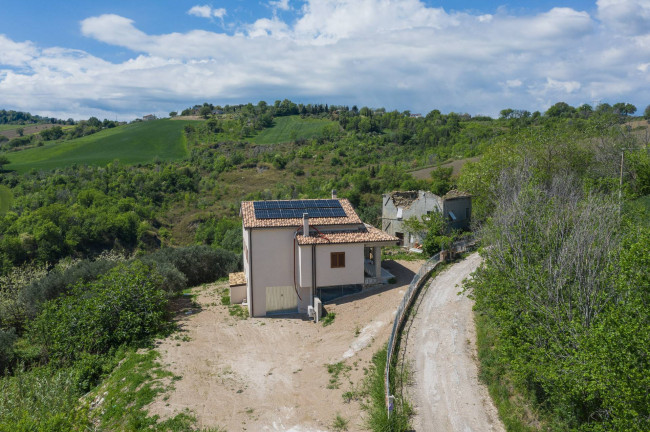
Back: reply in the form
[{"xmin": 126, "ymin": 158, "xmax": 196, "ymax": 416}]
[
  {"xmin": 404, "ymin": 253, "xmax": 505, "ymax": 432},
  {"xmin": 147, "ymin": 260, "xmax": 422, "ymax": 431}
]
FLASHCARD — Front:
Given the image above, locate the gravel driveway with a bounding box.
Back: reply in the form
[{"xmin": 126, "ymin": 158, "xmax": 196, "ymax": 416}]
[{"xmin": 404, "ymin": 253, "xmax": 505, "ymax": 432}]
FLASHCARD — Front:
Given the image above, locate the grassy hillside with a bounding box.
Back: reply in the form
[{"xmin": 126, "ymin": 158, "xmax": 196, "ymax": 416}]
[
  {"xmin": 0, "ymin": 125, "xmax": 23, "ymax": 132},
  {"xmin": 5, "ymin": 119, "xmax": 200, "ymax": 173},
  {"xmin": 251, "ymin": 115, "xmax": 335, "ymax": 144}
]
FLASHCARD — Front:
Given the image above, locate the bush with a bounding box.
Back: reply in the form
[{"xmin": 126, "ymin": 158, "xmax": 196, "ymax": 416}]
[
  {"xmin": 0, "ymin": 328, "xmax": 17, "ymax": 372},
  {"xmin": 28, "ymin": 261, "xmax": 168, "ymax": 362},
  {"xmin": 21, "ymin": 259, "xmax": 118, "ymax": 319},
  {"xmin": 150, "ymin": 261, "xmax": 187, "ymax": 294},
  {"xmin": 143, "ymin": 245, "xmax": 240, "ymax": 287}
]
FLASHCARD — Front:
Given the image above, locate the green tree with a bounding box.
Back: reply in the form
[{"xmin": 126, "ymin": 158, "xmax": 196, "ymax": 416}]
[
  {"xmin": 644, "ymin": 104, "xmax": 650, "ymax": 119},
  {"xmin": 0, "ymin": 155, "xmax": 9, "ymax": 171},
  {"xmin": 430, "ymin": 166, "xmax": 453, "ymax": 195},
  {"xmin": 199, "ymin": 105, "xmax": 212, "ymax": 119}
]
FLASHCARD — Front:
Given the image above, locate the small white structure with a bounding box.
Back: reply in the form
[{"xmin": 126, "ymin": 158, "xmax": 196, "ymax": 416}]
[
  {"xmin": 382, "ymin": 190, "xmax": 471, "ymax": 248},
  {"xmin": 233, "ymin": 197, "xmax": 398, "ymax": 317}
]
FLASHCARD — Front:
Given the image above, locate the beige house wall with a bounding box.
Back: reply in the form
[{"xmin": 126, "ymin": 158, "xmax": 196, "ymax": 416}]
[
  {"xmin": 230, "ymin": 285, "xmax": 247, "ymax": 304},
  {"xmin": 314, "ymin": 243, "xmax": 365, "ymax": 287},
  {"xmin": 248, "ymin": 228, "xmax": 370, "ymax": 316},
  {"xmin": 250, "ymin": 227, "xmax": 296, "ymax": 317}
]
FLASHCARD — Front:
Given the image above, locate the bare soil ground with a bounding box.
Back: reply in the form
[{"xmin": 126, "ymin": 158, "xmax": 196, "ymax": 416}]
[
  {"xmin": 0, "ymin": 124, "xmax": 61, "ymax": 140},
  {"xmin": 409, "ymin": 156, "xmax": 481, "ymax": 180},
  {"xmin": 403, "ymin": 253, "xmax": 504, "ymax": 432},
  {"xmin": 148, "ymin": 259, "xmax": 423, "ymax": 431}
]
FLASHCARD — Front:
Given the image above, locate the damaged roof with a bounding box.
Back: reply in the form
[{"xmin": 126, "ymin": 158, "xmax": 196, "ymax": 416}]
[{"xmin": 442, "ymin": 189, "xmax": 472, "ymax": 200}]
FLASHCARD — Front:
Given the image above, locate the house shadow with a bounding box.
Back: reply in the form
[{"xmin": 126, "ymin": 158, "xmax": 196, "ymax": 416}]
[
  {"xmin": 264, "ymin": 313, "xmax": 313, "ymax": 321},
  {"xmin": 166, "ymin": 293, "xmax": 203, "ymax": 332},
  {"xmin": 323, "ymin": 259, "xmax": 417, "ymax": 308}
]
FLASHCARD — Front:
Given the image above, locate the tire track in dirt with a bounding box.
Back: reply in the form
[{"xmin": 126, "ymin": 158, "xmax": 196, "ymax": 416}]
[{"xmin": 404, "ymin": 253, "xmax": 505, "ymax": 432}]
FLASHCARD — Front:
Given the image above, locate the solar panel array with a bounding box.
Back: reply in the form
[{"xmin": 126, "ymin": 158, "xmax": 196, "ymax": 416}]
[{"xmin": 253, "ymin": 199, "xmax": 347, "ymax": 219}]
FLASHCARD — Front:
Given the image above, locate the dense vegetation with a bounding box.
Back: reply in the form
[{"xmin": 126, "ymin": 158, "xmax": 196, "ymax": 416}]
[
  {"xmin": 461, "ymin": 124, "xmax": 650, "ymax": 431},
  {"xmin": 0, "ymin": 99, "xmax": 648, "ymax": 430}
]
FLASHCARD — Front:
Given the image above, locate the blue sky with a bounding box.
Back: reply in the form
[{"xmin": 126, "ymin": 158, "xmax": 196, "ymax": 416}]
[{"xmin": 1, "ymin": 1, "xmax": 648, "ymax": 120}]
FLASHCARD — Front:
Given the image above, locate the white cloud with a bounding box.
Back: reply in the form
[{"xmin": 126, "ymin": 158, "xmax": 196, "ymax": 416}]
[
  {"xmin": 0, "ymin": 35, "xmax": 38, "ymax": 66},
  {"xmin": 269, "ymin": 0, "xmax": 291, "ymax": 11},
  {"xmin": 188, "ymin": 5, "xmax": 226, "ymax": 19},
  {"xmin": 1, "ymin": 0, "xmax": 649, "ymax": 119},
  {"xmin": 597, "ymin": 0, "xmax": 650, "ymax": 35}
]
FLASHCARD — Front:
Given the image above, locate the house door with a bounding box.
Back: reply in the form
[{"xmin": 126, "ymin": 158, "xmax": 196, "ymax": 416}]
[{"xmin": 266, "ymin": 286, "xmax": 298, "ymax": 315}]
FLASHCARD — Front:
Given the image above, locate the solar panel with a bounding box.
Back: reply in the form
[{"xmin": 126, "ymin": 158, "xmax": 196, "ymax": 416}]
[{"xmin": 253, "ymin": 199, "xmax": 347, "ymax": 219}]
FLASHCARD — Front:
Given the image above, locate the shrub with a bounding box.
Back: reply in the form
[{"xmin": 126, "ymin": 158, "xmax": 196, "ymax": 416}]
[
  {"xmin": 0, "ymin": 328, "xmax": 17, "ymax": 372},
  {"xmin": 21, "ymin": 259, "xmax": 118, "ymax": 318},
  {"xmin": 150, "ymin": 261, "xmax": 188, "ymax": 295},
  {"xmin": 28, "ymin": 261, "xmax": 168, "ymax": 362},
  {"xmin": 143, "ymin": 245, "xmax": 240, "ymax": 287}
]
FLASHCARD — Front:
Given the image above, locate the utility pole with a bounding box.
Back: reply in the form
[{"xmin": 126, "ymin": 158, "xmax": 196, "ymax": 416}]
[{"xmin": 619, "ymin": 151, "xmax": 624, "ymax": 217}]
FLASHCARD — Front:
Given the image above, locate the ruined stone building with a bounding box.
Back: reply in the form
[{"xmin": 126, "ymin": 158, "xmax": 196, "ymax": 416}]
[{"xmin": 381, "ymin": 190, "xmax": 472, "ymax": 248}]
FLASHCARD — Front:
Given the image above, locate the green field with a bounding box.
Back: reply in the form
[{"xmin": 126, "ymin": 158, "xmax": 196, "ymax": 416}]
[
  {"xmin": 4, "ymin": 119, "xmax": 201, "ymax": 173},
  {"xmin": 251, "ymin": 116, "xmax": 335, "ymax": 144},
  {"xmin": 0, "ymin": 124, "xmax": 24, "ymax": 132}
]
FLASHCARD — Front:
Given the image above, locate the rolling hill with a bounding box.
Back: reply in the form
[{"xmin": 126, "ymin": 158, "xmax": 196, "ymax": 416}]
[
  {"xmin": 251, "ymin": 115, "xmax": 335, "ymax": 144},
  {"xmin": 4, "ymin": 119, "xmax": 201, "ymax": 173}
]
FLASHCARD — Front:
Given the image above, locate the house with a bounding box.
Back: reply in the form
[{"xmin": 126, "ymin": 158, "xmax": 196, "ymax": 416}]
[
  {"xmin": 230, "ymin": 196, "xmax": 399, "ymax": 317},
  {"xmin": 143, "ymin": 114, "xmax": 157, "ymax": 121},
  {"xmin": 382, "ymin": 190, "xmax": 471, "ymax": 248}
]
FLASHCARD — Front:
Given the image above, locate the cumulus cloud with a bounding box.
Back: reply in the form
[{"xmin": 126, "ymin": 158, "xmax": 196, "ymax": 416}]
[
  {"xmin": 188, "ymin": 5, "xmax": 226, "ymax": 19},
  {"xmin": 269, "ymin": 0, "xmax": 291, "ymax": 11},
  {"xmin": 597, "ymin": 0, "xmax": 650, "ymax": 35},
  {"xmin": 1, "ymin": 0, "xmax": 650, "ymax": 119},
  {"xmin": 0, "ymin": 35, "xmax": 38, "ymax": 67}
]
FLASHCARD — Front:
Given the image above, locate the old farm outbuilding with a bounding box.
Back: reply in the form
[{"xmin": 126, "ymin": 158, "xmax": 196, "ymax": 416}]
[{"xmin": 382, "ymin": 190, "xmax": 471, "ymax": 248}]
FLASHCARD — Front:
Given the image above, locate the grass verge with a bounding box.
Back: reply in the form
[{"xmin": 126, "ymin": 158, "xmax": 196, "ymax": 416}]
[
  {"xmin": 361, "ymin": 346, "xmax": 412, "ymax": 432},
  {"xmin": 321, "ymin": 311, "xmax": 336, "ymax": 326}
]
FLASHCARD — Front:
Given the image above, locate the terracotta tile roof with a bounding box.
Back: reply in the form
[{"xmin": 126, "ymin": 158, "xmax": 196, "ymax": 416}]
[
  {"xmin": 229, "ymin": 272, "xmax": 246, "ymax": 286},
  {"xmin": 442, "ymin": 189, "xmax": 472, "ymax": 200},
  {"xmin": 241, "ymin": 198, "xmax": 362, "ymax": 229},
  {"xmin": 296, "ymin": 225, "xmax": 399, "ymax": 245}
]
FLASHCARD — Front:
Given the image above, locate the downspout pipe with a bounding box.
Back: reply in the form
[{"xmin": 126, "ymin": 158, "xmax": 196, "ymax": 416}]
[
  {"xmin": 248, "ymin": 228, "xmax": 254, "ymax": 317},
  {"xmin": 311, "ymin": 244, "xmax": 316, "ymax": 309}
]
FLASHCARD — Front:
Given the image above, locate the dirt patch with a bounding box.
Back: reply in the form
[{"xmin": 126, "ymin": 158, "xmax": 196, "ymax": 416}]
[
  {"xmin": 171, "ymin": 115, "xmax": 203, "ymax": 121},
  {"xmin": 403, "ymin": 253, "xmax": 505, "ymax": 432},
  {"xmin": 0, "ymin": 124, "xmax": 61, "ymax": 140},
  {"xmin": 410, "ymin": 156, "xmax": 481, "ymax": 180},
  {"xmin": 147, "ymin": 259, "xmax": 423, "ymax": 431}
]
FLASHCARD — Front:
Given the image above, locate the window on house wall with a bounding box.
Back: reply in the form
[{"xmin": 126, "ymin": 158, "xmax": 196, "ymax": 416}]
[
  {"xmin": 331, "ymin": 252, "xmax": 345, "ymax": 268},
  {"xmin": 395, "ymin": 232, "xmax": 404, "ymax": 245}
]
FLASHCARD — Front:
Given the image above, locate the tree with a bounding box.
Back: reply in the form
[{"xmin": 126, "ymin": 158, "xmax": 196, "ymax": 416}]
[
  {"xmin": 613, "ymin": 102, "xmax": 636, "ymax": 116},
  {"xmin": 545, "ymin": 102, "xmax": 575, "ymax": 118},
  {"xmin": 499, "ymin": 108, "xmax": 514, "ymax": 119},
  {"xmin": 430, "ymin": 166, "xmax": 453, "ymax": 195},
  {"xmin": 199, "ymin": 105, "xmax": 212, "ymax": 119},
  {"xmin": 16, "ymin": 128, "xmax": 23, "ymax": 137},
  {"xmin": 0, "ymin": 155, "xmax": 9, "ymax": 171},
  {"xmin": 169, "ymin": 111, "xmax": 178, "ymax": 118}
]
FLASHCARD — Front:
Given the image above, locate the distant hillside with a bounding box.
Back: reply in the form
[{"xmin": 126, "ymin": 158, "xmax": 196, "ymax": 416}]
[
  {"xmin": 251, "ymin": 115, "xmax": 335, "ymax": 144},
  {"xmin": 5, "ymin": 119, "xmax": 201, "ymax": 173}
]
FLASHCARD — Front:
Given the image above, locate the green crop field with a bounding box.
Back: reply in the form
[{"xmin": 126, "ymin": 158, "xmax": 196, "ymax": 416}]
[
  {"xmin": 0, "ymin": 125, "xmax": 24, "ymax": 132},
  {"xmin": 4, "ymin": 119, "xmax": 201, "ymax": 173},
  {"xmin": 251, "ymin": 116, "xmax": 335, "ymax": 144}
]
